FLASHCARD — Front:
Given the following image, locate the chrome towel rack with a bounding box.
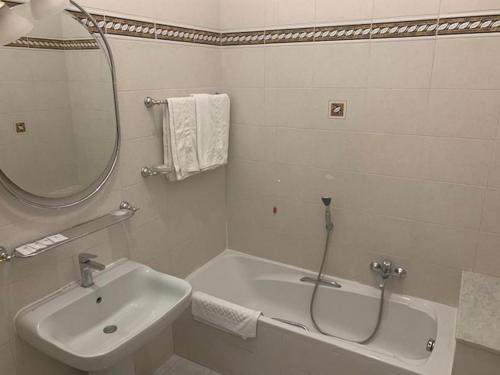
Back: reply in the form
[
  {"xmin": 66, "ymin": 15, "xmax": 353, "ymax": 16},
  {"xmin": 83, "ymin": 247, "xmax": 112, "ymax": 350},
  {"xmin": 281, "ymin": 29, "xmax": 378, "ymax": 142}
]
[{"xmin": 144, "ymin": 93, "xmax": 221, "ymax": 109}]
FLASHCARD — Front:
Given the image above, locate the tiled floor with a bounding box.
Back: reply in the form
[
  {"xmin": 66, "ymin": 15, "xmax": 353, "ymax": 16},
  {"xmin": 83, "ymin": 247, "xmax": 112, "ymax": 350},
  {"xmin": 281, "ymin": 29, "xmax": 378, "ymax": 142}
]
[{"xmin": 154, "ymin": 355, "xmax": 221, "ymax": 375}]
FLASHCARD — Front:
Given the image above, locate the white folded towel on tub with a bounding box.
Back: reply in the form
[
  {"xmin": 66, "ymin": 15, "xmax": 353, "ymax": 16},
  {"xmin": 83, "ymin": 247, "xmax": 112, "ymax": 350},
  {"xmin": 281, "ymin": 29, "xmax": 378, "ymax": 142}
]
[
  {"xmin": 191, "ymin": 291, "xmax": 261, "ymax": 339},
  {"xmin": 192, "ymin": 94, "xmax": 230, "ymax": 171}
]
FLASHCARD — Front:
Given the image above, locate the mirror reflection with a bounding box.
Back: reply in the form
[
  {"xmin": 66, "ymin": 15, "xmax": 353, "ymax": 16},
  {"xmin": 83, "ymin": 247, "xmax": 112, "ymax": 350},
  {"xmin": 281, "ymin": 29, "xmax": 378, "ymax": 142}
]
[{"xmin": 0, "ymin": 6, "xmax": 117, "ymax": 199}]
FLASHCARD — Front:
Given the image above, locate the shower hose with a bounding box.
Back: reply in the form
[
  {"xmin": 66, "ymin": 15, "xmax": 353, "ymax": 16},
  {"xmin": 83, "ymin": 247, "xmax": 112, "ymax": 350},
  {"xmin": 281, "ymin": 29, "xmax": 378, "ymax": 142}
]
[{"xmin": 309, "ymin": 223, "xmax": 385, "ymax": 345}]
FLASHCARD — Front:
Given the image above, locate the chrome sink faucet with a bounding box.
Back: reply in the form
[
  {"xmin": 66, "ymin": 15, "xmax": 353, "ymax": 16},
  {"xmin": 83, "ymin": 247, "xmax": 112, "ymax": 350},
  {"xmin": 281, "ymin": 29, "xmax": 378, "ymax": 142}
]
[{"xmin": 79, "ymin": 253, "xmax": 106, "ymax": 288}]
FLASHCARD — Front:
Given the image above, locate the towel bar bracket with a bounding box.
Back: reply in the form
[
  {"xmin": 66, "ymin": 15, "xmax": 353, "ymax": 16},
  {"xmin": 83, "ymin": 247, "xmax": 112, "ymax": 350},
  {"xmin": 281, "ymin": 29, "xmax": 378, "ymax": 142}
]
[
  {"xmin": 141, "ymin": 166, "xmax": 170, "ymax": 178},
  {"xmin": 144, "ymin": 96, "xmax": 168, "ymax": 108}
]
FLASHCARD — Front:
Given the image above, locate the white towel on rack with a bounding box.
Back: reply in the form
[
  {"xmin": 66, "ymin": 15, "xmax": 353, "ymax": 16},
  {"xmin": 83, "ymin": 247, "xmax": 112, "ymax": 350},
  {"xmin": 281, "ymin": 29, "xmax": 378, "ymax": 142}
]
[
  {"xmin": 192, "ymin": 94, "xmax": 230, "ymax": 171},
  {"xmin": 164, "ymin": 97, "xmax": 200, "ymax": 181},
  {"xmin": 191, "ymin": 291, "xmax": 261, "ymax": 339}
]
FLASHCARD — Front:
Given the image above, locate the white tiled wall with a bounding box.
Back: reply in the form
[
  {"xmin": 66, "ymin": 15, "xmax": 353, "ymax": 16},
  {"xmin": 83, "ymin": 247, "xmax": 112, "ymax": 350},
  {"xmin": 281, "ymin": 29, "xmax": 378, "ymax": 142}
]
[
  {"xmin": 223, "ymin": 1, "xmax": 500, "ymax": 308},
  {"xmin": 0, "ymin": 2, "xmax": 225, "ymax": 375}
]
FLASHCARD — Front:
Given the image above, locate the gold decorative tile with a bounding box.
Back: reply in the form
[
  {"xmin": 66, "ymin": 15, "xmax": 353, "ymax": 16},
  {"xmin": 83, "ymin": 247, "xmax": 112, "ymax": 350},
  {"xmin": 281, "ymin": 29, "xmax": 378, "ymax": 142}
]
[
  {"xmin": 328, "ymin": 101, "xmax": 347, "ymax": 119},
  {"xmin": 438, "ymin": 15, "xmax": 500, "ymax": 36},
  {"xmin": 371, "ymin": 19, "xmax": 438, "ymax": 39},
  {"xmin": 156, "ymin": 24, "xmax": 220, "ymax": 46},
  {"xmin": 265, "ymin": 27, "xmax": 315, "ymax": 44},
  {"xmin": 68, "ymin": 11, "xmax": 105, "ymax": 34},
  {"xmin": 6, "ymin": 37, "xmax": 29, "ymax": 48},
  {"xmin": 104, "ymin": 16, "xmax": 156, "ymax": 39},
  {"xmin": 221, "ymin": 31, "xmax": 265, "ymax": 46},
  {"xmin": 315, "ymin": 24, "xmax": 371, "ymax": 42}
]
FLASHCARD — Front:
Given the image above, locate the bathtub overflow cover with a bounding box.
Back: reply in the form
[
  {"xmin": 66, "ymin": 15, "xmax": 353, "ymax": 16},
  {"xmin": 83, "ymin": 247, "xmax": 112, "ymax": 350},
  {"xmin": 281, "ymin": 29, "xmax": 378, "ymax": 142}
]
[
  {"xmin": 103, "ymin": 325, "xmax": 118, "ymax": 334},
  {"xmin": 426, "ymin": 339, "xmax": 435, "ymax": 352}
]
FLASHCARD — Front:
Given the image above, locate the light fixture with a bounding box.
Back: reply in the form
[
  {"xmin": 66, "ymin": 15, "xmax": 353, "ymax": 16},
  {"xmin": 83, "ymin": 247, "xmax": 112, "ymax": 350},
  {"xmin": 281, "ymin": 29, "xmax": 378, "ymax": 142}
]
[
  {"xmin": 0, "ymin": 1, "xmax": 34, "ymax": 46},
  {"xmin": 30, "ymin": 0, "xmax": 69, "ymax": 20}
]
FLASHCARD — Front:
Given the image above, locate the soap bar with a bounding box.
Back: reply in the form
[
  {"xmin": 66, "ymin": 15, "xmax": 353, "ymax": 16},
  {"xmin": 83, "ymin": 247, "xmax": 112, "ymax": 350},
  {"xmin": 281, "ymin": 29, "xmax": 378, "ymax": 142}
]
[
  {"xmin": 15, "ymin": 245, "xmax": 37, "ymax": 256},
  {"xmin": 37, "ymin": 238, "xmax": 55, "ymax": 246},
  {"xmin": 47, "ymin": 234, "xmax": 68, "ymax": 243},
  {"xmin": 28, "ymin": 242, "xmax": 47, "ymax": 250}
]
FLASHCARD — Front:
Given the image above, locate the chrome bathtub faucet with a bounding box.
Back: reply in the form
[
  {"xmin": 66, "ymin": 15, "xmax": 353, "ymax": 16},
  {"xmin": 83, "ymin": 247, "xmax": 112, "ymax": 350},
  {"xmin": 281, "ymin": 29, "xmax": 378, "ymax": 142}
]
[
  {"xmin": 370, "ymin": 260, "xmax": 407, "ymax": 281},
  {"xmin": 79, "ymin": 253, "xmax": 106, "ymax": 288}
]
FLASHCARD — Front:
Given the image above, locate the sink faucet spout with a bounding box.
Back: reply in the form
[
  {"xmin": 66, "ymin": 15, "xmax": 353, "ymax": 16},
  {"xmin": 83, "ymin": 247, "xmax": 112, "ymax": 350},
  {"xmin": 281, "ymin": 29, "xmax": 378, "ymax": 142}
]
[{"xmin": 79, "ymin": 253, "xmax": 106, "ymax": 288}]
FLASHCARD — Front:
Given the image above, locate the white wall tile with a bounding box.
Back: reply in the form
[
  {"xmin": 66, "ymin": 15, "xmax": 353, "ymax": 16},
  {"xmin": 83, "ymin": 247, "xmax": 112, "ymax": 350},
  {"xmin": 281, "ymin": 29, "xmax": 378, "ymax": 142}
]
[
  {"xmin": 221, "ymin": 47, "xmax": 266, "ymax": 88},
  {"xmin": 362, "ymin": 89, "xmax": 429, "ymax": 135},
  {"xmin": 219, "ymin": 0, "xmax": 268, "ymax": 30},
  {"xmin": 440, "ymin": 0, "xmax": 500, "ymax": 15},
  {"xmin": 414, "ymin": 181, "xmax": 484, "ymax": 229},
  {"xmin": 313, "ymin": 42, "xmax": 371, "ymax": 88},
  {"xmin": 421, "ymin": 138, "xmax": 493, "ymax": 186},
  {"xmin": 265, "ymin": 45, "xmax": 315, "ymax": 88},
  {"xmin": 273, "ymin": 128, "xmax": 316, "ymax": 166},
  {"xmin": 487, "ymin": 140, "xmax": 500, "ymax": 188},
  {"xmin": 475, "ymin": 232, "xmax": 500, "ymax": 277},
  {"xmin": 314, "ymin": 132, "xmax": 424, "ymax": 178},
  {"xmin": 373, "ymin": 0, "xmax": 440, "ymax": 19},
  {"xmin": 368, "ymin": 39, "xmax": 435, "ymax": 89},
  {"xmin": 229, "ymin": 125, "xmax": 275, "ymax": 162},
  {"xmin": 79, "ymin": 0, "xmax": 220, "ymax": 29},
  {"xmin": 224, "ymin": 88, "xmax": 266, "ymax": 126},
  {"xmin": 425, "ymin": 90, "xmax": 500, "ymax": 139},
  {"xmin": 432, "ymin": 36, "xmax": 500, "ymax": 90},
  {"xmin": 315, "ymin": 0, "xmax": 374, "ymax": 24},
  {"xmin": 481, "ymin": 189, "xmax": 500, "ymax": 233},
  {"xmin": 267, "ymin": 0, "xmax": 315, "ymax": 28},
  {"xmin": 265, "ymin": 88, "xmax": 316, "ymax": 127},
  {"xmin": 161, "ymin": 0, "xmax": 220, "ymax": 30}
]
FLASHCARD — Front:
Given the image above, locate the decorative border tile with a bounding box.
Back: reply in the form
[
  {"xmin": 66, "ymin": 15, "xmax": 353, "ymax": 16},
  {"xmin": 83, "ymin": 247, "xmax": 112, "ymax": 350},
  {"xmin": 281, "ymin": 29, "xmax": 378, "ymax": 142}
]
[
  {"xmin": 221, "ymin": 31, "xmax": 266, "ymax": 46},
  {"xmin": 265, "ymin": 27, "xmax": 315, "ymax": 44},
  {"xmin": 315, "ymin": 24, "xmax": 371, "ymax": 42},
  {"xmin": 6, "ymin": 37, "xmax": 29, "ymax": 48},
  {"xmin": 104, "ymin": 16, "xmax": 156, "ymax": 39},
  {"xmin": 28, "ymin": 37, "xmax": 99, "ymax": 50},
  {"xmin": 67, "ymin": 10, "xmax": 105, "ymax": 34},
  {"xmin": 5, "ymin": 1, "xmax": 500, "ymax": 47},
  {"xmin": 5, "ymin": 36, "xmax": 99, "ymax": 50},
  {"xmin": 438, "ymin": 15, "xmax": 500, "ymax": 36},
  {"xmin": 156, "ymin": 24, "xmax": 220, "ymax": 46},
  {"xmin": 371, "ymin": 19, "xmax": 438, "ymax": 39}
]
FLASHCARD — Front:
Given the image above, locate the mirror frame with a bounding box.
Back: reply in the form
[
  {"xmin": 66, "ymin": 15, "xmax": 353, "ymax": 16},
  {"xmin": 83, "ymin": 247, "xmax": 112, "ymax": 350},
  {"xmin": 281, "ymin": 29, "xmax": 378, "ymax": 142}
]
[{"xmin": 0, "ymin": 1, "xmax": 121, "ymax": 209}]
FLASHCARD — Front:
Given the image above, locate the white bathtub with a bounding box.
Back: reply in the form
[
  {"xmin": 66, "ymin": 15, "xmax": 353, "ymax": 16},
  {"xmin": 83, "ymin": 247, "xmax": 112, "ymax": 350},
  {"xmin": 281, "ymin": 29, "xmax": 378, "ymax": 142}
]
[{"xmin": 185, "ymin": 250, "xmax": 456, "ymax": 375}]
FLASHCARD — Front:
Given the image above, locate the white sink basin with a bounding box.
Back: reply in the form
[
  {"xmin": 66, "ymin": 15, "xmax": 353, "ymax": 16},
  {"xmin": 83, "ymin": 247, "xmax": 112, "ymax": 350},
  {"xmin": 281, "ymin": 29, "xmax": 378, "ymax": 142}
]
[{"xmin": 15, "ymin": 259, "xmax": 192, "ymax": 374}]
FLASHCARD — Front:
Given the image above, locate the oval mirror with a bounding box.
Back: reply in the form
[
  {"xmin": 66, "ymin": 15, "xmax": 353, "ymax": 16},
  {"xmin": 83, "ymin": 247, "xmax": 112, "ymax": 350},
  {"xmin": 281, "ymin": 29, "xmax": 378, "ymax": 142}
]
[{"xmin": 0, "ymin": 4, "xmax": 119, "ymax": 209}]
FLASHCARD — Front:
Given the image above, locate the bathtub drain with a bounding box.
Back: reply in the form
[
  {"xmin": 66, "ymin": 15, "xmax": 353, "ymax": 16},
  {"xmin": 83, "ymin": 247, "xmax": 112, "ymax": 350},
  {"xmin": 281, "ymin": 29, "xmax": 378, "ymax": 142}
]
[{"xmin": 103, "ymin": 325, "xmax": 118, "ymax": 334}]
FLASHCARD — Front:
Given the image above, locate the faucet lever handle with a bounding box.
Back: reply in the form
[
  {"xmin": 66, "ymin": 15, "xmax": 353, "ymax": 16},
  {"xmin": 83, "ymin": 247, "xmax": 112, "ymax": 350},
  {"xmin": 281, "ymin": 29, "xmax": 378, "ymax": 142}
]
[{"xmin": 79, "ymin": 253, "xmax": 98, "ymax": 263}]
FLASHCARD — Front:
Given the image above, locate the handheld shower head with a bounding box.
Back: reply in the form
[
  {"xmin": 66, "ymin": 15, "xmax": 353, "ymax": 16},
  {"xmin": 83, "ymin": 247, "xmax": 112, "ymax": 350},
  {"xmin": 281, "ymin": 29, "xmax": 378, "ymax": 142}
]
[{"xmin": 321, "ymin": 197, "xmax": 334, "ymax": 231}]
